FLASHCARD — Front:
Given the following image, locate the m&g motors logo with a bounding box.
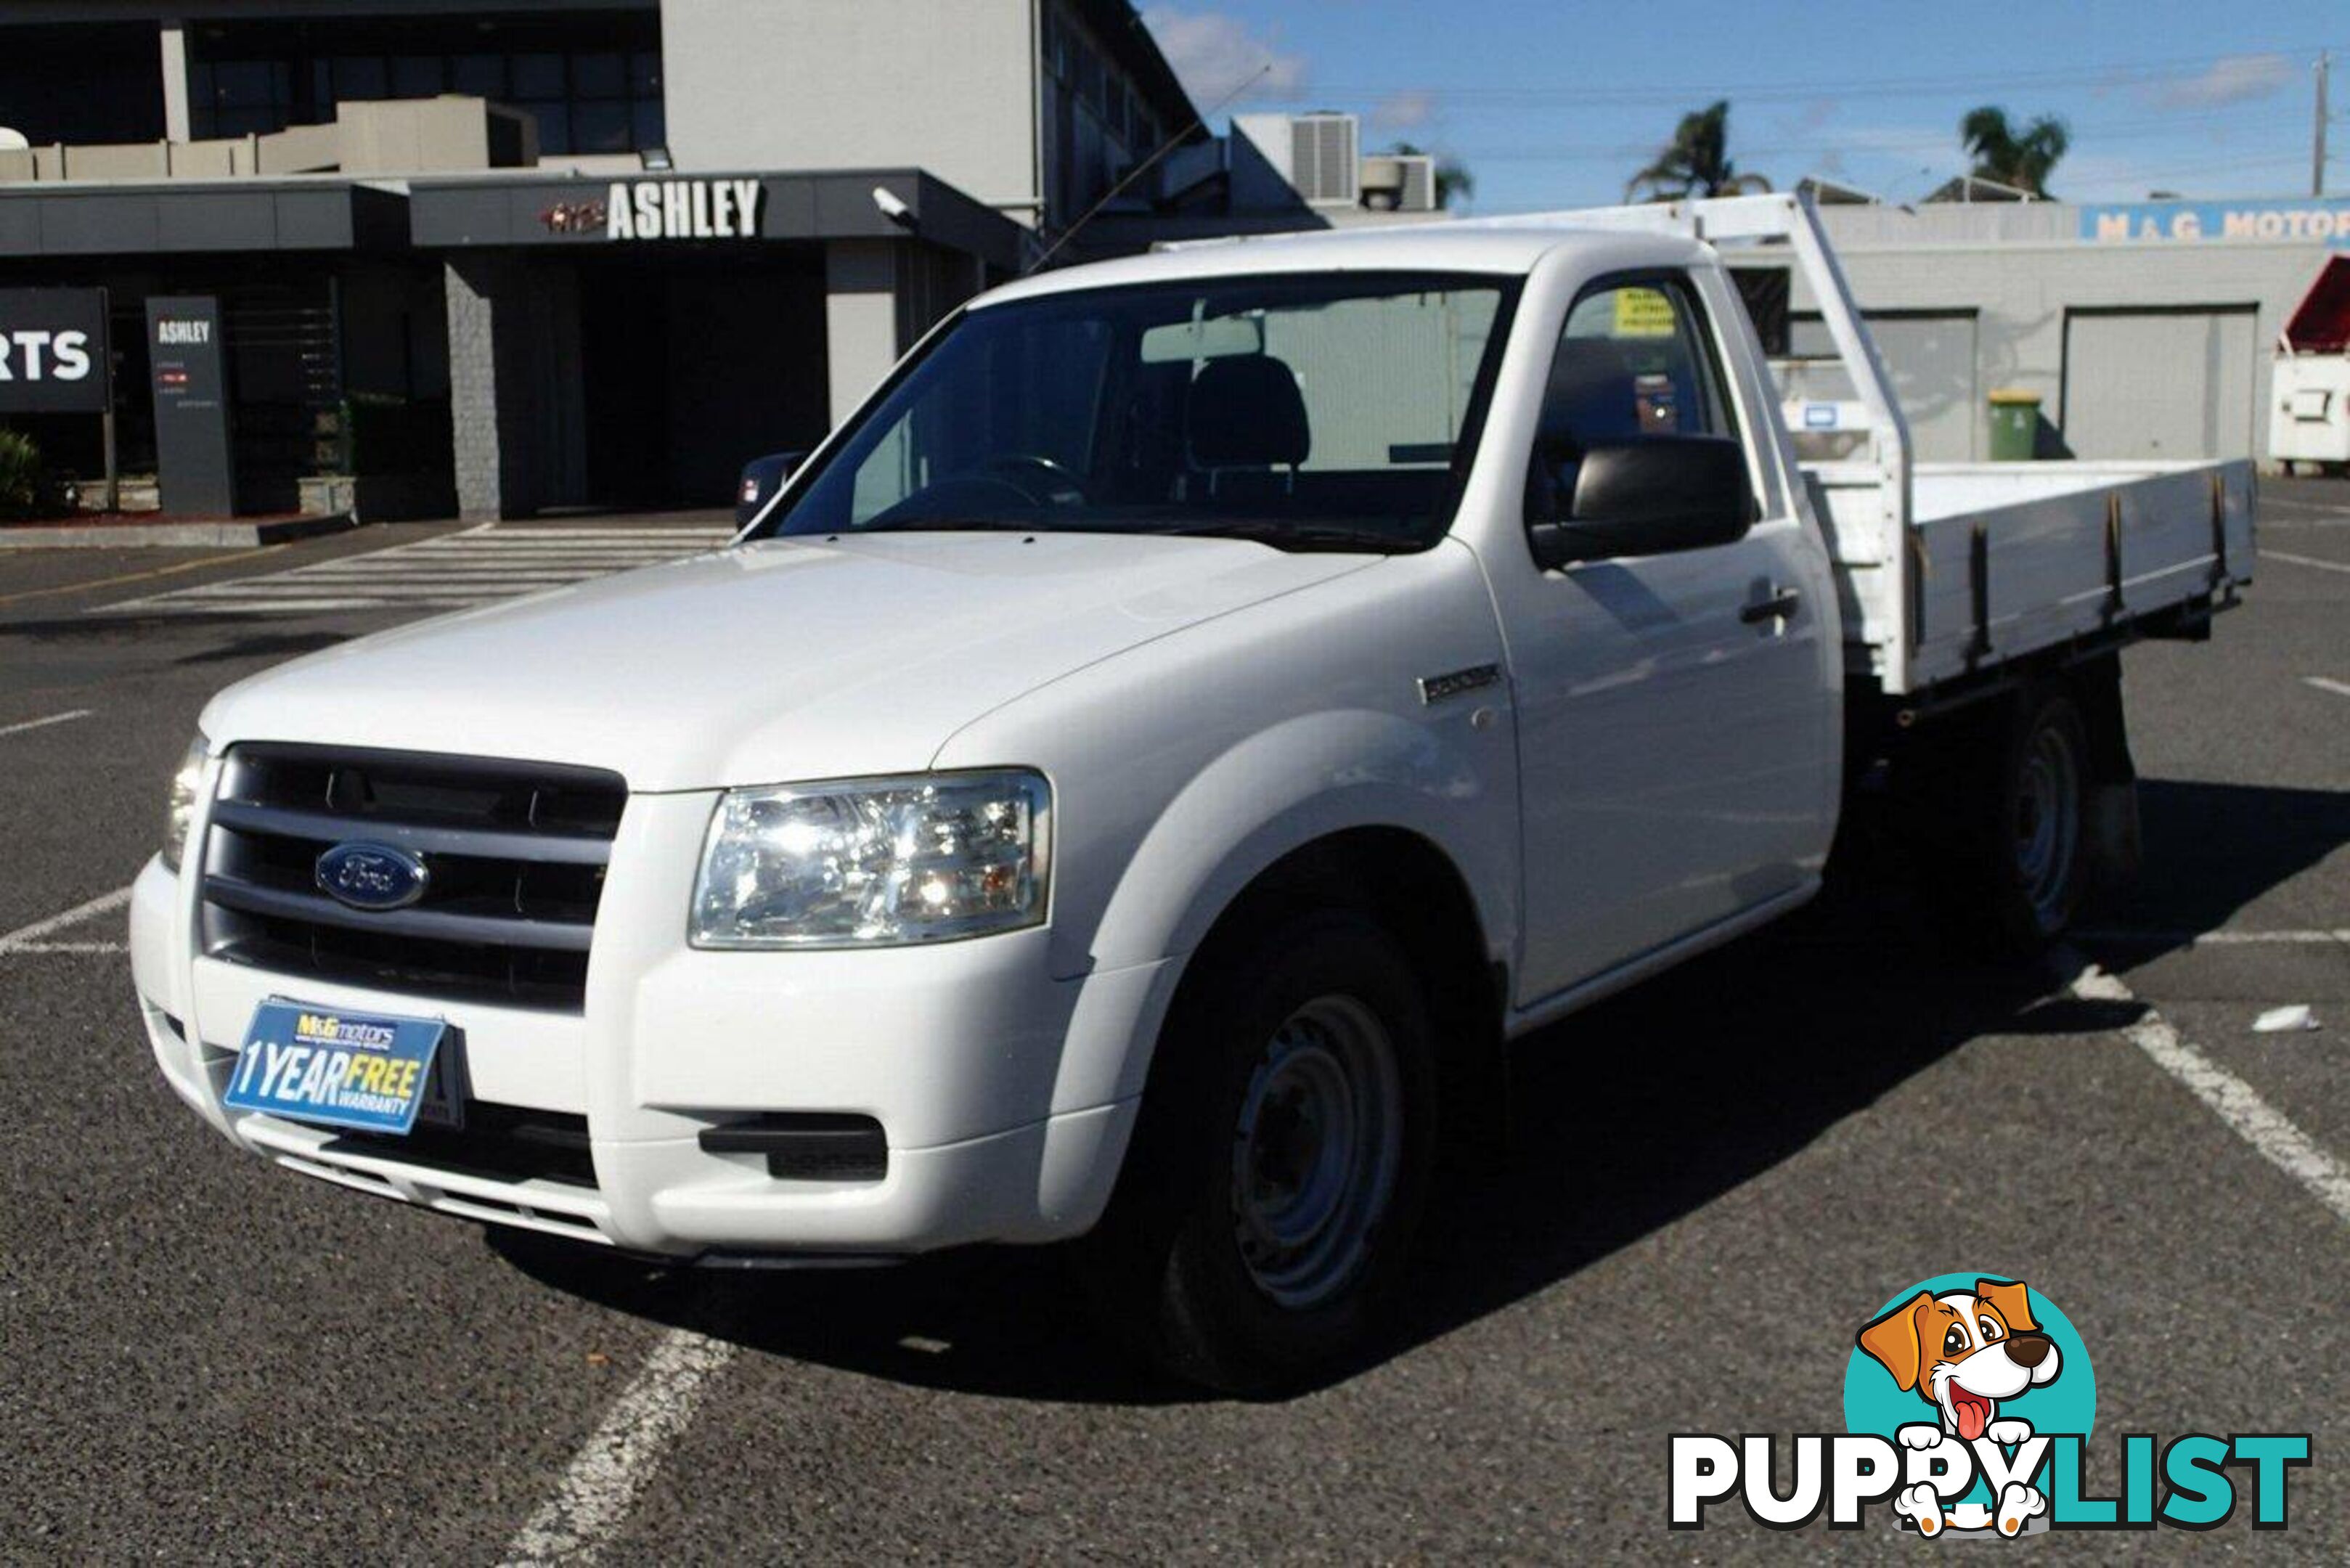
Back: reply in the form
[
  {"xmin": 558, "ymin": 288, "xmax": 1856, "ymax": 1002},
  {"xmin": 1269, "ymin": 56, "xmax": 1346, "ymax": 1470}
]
[{"xmin": 1670, "ymin": 1273, "xmax": 2311, "ymax": 1537}]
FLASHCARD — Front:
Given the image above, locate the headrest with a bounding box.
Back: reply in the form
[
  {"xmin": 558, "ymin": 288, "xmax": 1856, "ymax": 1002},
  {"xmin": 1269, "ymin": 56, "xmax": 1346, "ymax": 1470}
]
[
  {"xmin": 1188, "ymin": 354, "xmax": 1310, "ymax": 468},
  {"xmin": 1539, "ymin": 337, "xmax": 1652, "ymax": 446}
]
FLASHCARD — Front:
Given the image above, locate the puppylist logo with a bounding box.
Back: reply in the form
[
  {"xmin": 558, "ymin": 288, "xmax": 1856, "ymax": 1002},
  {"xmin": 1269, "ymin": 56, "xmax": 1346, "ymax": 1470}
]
[{"xmin": 1670, "ymin": 1273, "xmax": 2312, "ymax": 1537}]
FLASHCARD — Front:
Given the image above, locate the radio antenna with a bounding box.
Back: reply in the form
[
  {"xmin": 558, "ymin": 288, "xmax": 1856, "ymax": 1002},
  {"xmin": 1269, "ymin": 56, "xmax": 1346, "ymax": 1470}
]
[{"xmin": 1026, "ymin": 62, "xmax": 1273, "ymax": 275}]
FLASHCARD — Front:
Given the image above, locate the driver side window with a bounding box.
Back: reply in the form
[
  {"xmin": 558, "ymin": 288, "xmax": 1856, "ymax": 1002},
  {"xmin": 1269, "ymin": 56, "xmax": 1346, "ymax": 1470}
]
[
  {"xmin": 846, "ymin": 317, "xmax": 1114, "ymax": 525},
  {"xmin": 1529, "ymin": 277, "xmax": 1734, "ymax": 521}
]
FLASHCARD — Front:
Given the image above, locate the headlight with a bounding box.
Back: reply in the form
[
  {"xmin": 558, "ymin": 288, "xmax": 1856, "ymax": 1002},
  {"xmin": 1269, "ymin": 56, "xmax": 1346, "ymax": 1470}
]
[
  {"xmin": 163, "ymin": 732, "xmax": 210, "ymax": 873},
  {"xmin": 690, "ymin": 770, "xmax": 1050, "ymax": 949}
]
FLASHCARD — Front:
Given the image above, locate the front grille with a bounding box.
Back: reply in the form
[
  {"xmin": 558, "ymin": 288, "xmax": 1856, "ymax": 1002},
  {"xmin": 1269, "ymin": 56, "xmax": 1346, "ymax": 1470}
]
[
  {"xmin": 200, "ymin": 743, "xmax": 627, "ymax": 1013},
  {"xmin": 326, "ymin": 1103, "xmax": 597, "ymax": 1188}
]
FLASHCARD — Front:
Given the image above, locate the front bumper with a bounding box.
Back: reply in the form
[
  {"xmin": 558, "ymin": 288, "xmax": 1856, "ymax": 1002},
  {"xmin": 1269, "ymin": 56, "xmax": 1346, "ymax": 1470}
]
[{"xmin": 131, "ymin": 787, "xmax": 1177, "ymax": 1257}]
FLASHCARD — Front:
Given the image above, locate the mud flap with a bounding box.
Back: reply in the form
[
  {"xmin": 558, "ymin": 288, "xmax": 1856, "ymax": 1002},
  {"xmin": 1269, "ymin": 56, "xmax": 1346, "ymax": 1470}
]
[
  {"xmin": 2072, "ymin": 654, "xmax": 2141, "ymax": 885},
  {"xmin": 2088, "ymin": 780, "xmax": 2142, "ymax": 883}
]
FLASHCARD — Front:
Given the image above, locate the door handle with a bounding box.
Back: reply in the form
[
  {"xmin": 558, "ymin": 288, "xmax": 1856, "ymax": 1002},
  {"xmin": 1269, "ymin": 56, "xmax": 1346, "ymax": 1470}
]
[{"xmin": 1740, "ymin": 585, "xmax": 1801, "ymax": 626}]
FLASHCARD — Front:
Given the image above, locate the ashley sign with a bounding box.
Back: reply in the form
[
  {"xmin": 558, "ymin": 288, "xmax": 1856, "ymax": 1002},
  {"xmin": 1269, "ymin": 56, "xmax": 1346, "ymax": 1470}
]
[{"xmin": 603, "ymin": 179, "xmax": 764, "ymax": 240}]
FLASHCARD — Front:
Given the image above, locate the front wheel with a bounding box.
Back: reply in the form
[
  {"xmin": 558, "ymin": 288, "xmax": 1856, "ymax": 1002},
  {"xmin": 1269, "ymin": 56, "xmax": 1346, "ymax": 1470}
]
[{"xmin": 1082, "ymin": 910, "xmax": 1437, "ymax": 1395}]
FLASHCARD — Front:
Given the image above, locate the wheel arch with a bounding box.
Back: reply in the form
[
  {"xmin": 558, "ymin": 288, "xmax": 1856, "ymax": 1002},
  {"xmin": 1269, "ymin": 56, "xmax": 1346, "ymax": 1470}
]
[
  {"xmin": 1114, "ymin": 823, "xmax": 1510, "ymax": 1185},
  {"xmin": 1075, "ymin": 709, "xmax": 1517, "ymax": 979}
]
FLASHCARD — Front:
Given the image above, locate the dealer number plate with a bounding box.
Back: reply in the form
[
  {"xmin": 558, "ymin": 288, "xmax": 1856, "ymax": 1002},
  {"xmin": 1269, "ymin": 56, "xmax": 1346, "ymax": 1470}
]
[{"xmin": 222, "ymin": 999, "xmax": 450, "ymax": 1136}]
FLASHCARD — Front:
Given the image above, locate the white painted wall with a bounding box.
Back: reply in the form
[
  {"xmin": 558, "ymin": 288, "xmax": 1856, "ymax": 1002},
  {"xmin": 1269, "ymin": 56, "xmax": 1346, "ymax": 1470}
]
[
  {"xmin": 661, "ymin": 0, "xmax": 1039, "ymax": 219},
  {"xmin": 1787, "ymin": 217, "xmax": 2340, "ymax": 462},
  {"xmin": 825, "ymin": 239, "xmax": 903, "ymax": 425}
]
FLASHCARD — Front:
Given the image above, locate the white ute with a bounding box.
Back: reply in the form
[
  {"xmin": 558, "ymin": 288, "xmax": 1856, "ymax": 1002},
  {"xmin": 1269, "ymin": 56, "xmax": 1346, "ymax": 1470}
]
[{"xmin": 134, "ymin": 195, "xmax": 2253, "ymax": 1391}]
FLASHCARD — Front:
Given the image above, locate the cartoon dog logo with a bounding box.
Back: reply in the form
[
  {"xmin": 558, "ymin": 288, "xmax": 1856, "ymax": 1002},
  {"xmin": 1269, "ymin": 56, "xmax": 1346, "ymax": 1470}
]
[{"xmin": 1857, "ymin": 1278, "xmax": 2063, "ymax": 1537}]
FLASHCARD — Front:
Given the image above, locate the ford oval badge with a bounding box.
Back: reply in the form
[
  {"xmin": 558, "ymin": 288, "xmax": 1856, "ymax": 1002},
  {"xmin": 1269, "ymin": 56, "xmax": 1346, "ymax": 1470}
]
[{"xmin": 315, "ymin": 841, "xmax": 430, "ymax": 911}]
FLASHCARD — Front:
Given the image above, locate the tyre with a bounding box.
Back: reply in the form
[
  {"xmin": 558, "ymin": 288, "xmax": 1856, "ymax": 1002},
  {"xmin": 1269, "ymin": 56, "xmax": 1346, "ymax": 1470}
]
[
  {"xmin": 1954, "ymin": 684, "xmax": 2092, "ymax": 949},
  {"xmin": 1081, "ymin": 908, "xmax": 1437, "ymax": 1395}
]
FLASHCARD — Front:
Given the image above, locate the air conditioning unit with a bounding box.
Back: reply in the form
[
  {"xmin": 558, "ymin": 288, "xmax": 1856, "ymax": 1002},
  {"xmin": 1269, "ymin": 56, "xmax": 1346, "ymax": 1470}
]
[
  {"xmin": 1289, "ymin": 113, "xmax": 1359, "ymax": 208},
  {"xmin": 1360, "ymin": 153, "xmax": 1437, "ymax": 212},
  {"xmin": 1397, "ymin": 154, "xmax": 1435, "ymax": 212}
]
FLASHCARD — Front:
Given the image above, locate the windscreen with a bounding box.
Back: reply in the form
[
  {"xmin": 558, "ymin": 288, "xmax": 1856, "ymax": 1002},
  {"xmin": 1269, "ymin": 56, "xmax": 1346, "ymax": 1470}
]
[{"xmin": 759, "ymin": 271, "xmax": 1519, "ymax": 552}]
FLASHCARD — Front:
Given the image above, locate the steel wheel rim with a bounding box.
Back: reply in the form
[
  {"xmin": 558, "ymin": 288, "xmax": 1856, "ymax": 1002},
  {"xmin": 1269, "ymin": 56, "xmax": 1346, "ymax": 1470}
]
[
  {"xmin": 2012, "ymin": 719, "xmax": 2081, "ymax": 928},
  {"xmin": 1230, "ymin": 994, "xmax": 1403, "ymax": 1311}
]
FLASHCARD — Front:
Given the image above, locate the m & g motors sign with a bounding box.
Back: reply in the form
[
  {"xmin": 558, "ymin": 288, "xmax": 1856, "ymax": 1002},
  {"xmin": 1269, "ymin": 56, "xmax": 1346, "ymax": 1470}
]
[
  {"xmin": 539, "ymin": 179, "xmax": 767, "ymax": 241},
  {"xmin": 2081, "ymin": 197, "xmax": 2350, "ymax": 248}
]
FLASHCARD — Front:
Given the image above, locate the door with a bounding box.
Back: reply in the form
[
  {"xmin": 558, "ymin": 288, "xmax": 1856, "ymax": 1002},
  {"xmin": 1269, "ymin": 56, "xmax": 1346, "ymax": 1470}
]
[
  {"xmin": 2061, "ymin": 307, "xmax": 2256, "ymax": 460},
  {"xmin": 1506, "ymin": 274, "xmax": 1839, "ymax": 1001}
]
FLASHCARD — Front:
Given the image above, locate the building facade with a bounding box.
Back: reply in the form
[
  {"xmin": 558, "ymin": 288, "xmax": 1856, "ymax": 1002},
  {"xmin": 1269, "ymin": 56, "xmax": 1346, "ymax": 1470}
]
[
  {"xmin": 10, "ymin": 4, "xmax": 2341, "ymax": 520},
  {"xmin": 1792, "ymin": 196, "xmax": 2350, "ymax": 467},
  {"xmin": 0, "ymin": 0, "xmax": 1199, "ymax": 518}
]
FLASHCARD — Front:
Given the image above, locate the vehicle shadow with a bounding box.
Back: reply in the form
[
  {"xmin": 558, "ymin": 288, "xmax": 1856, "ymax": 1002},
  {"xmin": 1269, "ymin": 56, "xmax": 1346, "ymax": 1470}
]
[
  {"xmin": 2078, "ymin": 778, "xmax": 2350, "ymax": 939},
  {"xmin": 491, "ymin": 897, "xmax": 2083, "ymax": 1407},
  {"xmin": 492, "ymin": 777, "xmax": 2346, "ymax": 1405},
  {"xmin": 0, "ymin": 608, "xmax": 351, "ymax": 640},
  {"xmin": 171, "ymin": 630, "xmax": 351, "ymax": 665}
]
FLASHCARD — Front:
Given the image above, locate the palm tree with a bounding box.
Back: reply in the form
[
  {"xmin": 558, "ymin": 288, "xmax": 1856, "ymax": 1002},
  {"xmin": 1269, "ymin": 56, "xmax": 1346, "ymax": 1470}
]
[
  {"xmin": 1959, "ymin": 106, "xmax": 2070, "ymax": 197},
  {"xmin": 1625, "ymin": 101, "xmax": 1771, "ymax": 202}
]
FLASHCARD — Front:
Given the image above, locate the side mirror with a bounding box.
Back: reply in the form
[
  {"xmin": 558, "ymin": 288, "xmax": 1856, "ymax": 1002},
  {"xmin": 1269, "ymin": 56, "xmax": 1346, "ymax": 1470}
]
[
  {"xmin": 735, "ymin": 451, "xmax": 807, "ymax": 527},
  {"xmin": 1527, "ymin": 436, "xmax": 1752, "ymax": 570}
]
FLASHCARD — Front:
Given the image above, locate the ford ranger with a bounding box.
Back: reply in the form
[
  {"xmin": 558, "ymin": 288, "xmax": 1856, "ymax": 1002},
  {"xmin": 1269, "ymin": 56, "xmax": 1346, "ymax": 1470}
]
[{"xmin": 134, "ymin": 195, "xmax": 2253, "ymax": 1392}]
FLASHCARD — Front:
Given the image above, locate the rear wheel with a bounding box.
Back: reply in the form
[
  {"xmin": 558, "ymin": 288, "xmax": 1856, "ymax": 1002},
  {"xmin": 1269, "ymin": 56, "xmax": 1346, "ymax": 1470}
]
[
  {"xmin": 1082, "ymin": 910, "xmax": 1436, "ymax": 1395},
  {"xmin": 2009, "ymin": 698, "xmax": 2087, "ymax": 935},
  {"xmin": 1946, "ymin": 684, "xmax": 2092, "ymax": 949}
]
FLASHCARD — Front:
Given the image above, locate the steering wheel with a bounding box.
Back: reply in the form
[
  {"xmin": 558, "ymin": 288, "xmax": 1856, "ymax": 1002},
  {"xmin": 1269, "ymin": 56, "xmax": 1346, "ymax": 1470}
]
[{"xmin": 979, "ymin": 453, "xmax": 1087, "ymax": 507}]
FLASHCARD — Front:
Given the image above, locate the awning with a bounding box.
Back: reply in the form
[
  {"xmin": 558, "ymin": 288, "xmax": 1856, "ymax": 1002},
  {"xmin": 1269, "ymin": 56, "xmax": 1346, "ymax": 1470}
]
[
  {"xmin": 0, "ymin": 180, "xmax": 407, "ymax": 256},
  {"xmin": 0, "ymin": 166, "xmax": 1026, "ymax": 271},
  {"xmin": 2281, "ymin": 256, "xmax": 2350, "ymax": 353},
  {"xmin": 406, "ymin": 168, "xmax": 1024, "ymax": 271}
]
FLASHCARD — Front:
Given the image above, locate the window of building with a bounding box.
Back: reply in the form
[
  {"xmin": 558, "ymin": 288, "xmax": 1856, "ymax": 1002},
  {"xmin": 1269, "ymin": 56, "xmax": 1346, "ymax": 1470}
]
[
  {"xmin": 192, "ymin": 58, "xmax": 294, "ymax": 139},
  {"xmin": 328, "ymin": 55, "xmax": 390, "ymax": 102},
  {"xmin": 187, "ymin": 17, "xmax": 664, "ymax": 156},
  {"xmin": 389, "ymin": 54, "xmax": 444, "ymax": 98},
  {"xmin": 1038, "ymin": 2, "xmax": 1186, "ymax": 221},
  {"xmin": 0, "ymin": 22, "xmax": 166, "ymax": 144}
]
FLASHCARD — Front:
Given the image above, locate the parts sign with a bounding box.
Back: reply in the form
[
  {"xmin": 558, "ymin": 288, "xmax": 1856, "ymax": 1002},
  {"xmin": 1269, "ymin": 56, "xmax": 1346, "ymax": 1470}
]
[{"xmin": 0, "ymin": 287, "xmax": 110, "ymax": 415}]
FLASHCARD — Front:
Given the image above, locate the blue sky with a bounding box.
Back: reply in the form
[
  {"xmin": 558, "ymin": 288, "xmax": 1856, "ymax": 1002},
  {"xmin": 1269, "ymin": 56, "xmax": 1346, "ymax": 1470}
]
[{"xmin": 1138, "ymin": 1, "xmax": 2350, "ymax": 211}]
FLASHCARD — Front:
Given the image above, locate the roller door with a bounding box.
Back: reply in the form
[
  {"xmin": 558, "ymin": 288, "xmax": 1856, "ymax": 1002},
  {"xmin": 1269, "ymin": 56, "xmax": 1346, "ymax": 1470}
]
[
  {"xmin": 2061, "ymin": 307, "xmax": 2256, "ymax": 460},
  {"xmin": 1791, "ymin": 311, "xmax": 1979, "ymax": 460}
]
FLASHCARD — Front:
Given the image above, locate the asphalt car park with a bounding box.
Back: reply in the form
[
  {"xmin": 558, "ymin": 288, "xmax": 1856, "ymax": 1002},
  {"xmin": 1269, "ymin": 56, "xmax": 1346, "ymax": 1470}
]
[{"xmin": 1, "ymin": 489, "xmax": 2343, "ymax": 1561}]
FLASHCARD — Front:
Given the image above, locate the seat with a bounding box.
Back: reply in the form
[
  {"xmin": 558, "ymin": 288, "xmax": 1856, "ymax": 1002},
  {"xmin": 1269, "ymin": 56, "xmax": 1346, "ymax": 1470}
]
[
  {"xmin": 1186, "ymin": 354, "xmax": 1310, "ymax": 499},
  {"xmin": 1533, "ymin": 338, "xmax": 1697, "ymax": 516},
  {"xmin": 1539, "ymin": 337, "xmax": 1649, "ymax": 447}
]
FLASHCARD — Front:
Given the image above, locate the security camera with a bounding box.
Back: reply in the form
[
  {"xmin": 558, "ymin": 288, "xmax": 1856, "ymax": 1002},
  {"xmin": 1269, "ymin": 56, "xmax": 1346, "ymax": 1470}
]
[{"xmin": 871, "ymin": 186, "xmax": 915, "ymax": 228}]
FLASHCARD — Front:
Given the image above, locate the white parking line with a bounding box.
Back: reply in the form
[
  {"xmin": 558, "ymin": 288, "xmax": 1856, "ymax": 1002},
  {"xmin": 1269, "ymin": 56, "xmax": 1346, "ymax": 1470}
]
[
  {"xmin": 498, "ymin": 1328, "xmax": 739, "ymax": 1567},
  {"xmin": 2306, "ymin": 677, "xmax": 2350, "ymax": 700},
  {"xmin": 2252, "ymin": 494, "xmax": 2350, "ymax": 516},
  {"xmin": 2074, "ymin": 927, "xmax": 2350, "ymax": 947},
  {"xmin": 0, "ymin": 709, "xmax": 92, "ymax": 738},
  {"xmin": 2267, "ymin": 550, "xmax": 2350, "ymax": 575},
  {"xmin": 0, "ymin": 885, "xmax": 133, "ymax": 954},
  {"xmin": 102, "ymin": 526, "xmax": 733, "ymax": 618},
  {"xmin": 2058, "ymin": 948, "xmax": 2350, "ymax": 1226}
]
